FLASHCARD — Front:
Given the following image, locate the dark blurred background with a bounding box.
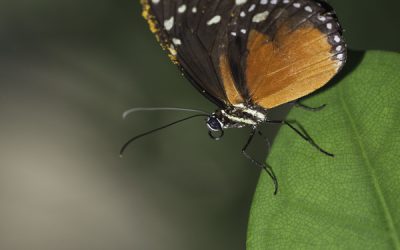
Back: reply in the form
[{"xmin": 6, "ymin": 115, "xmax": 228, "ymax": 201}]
[{"xmin": 0, "ymin": 1, "xmax": 399, "ymax": 249}]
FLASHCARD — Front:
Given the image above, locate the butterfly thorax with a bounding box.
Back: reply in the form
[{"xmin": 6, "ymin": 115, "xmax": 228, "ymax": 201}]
[{"xmin": 207, "ymin": 104, "xmax": 267, "ymax": 132}]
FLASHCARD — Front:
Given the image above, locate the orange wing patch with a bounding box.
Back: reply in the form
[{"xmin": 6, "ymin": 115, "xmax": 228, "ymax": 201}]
[
  {"xmin": 246, "ymin": 24, "xmax": 340, "ymax": 109},
  {"xmin": 219, "ymin": 54, "xmax": 245, "ymax": 105}
]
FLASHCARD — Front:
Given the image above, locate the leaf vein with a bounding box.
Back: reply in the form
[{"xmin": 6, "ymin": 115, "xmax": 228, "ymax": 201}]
[{"xmin": 338, "ymin": 84, "xmax": 400, "ymax": 249}]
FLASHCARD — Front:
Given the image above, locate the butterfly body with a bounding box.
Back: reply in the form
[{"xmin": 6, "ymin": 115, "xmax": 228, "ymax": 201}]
[{"xmin": 208, "ymin": 104, "xmax": 267, "ymax": 130}]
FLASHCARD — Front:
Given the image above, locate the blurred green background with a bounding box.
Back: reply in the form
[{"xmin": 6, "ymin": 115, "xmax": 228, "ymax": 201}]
[{"xmin": 0, "ymin": 1, "xmax": 399, "ymax": 249}]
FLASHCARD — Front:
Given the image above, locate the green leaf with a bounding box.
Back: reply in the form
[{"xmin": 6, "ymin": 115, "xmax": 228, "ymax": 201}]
[{"xmin": 247, "ymin": 51, "xmax": 400, "ymax": 250}]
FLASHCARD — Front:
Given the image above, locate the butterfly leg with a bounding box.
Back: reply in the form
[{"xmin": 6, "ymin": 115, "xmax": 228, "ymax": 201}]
[
  {"xmin": 267, "ymin": 120, "xmax": 334, "ymax": 157},
  {"xmin": 242, "ymin": 127, "xmax": 279, "ymax": 195},
  {"xmin": 293, "ymin": 102, "xmax": 327, "ymax": 112}
]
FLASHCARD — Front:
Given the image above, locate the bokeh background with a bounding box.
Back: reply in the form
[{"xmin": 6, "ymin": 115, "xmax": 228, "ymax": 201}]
[{"xmin": 0, "ymin": 1, "xmax": 399, "ymax": 249}]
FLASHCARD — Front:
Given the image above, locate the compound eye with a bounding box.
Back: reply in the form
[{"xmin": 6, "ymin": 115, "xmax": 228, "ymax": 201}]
[{"xmin": 206, "ymin": 117, "xmax": 222, "ymax": 132}]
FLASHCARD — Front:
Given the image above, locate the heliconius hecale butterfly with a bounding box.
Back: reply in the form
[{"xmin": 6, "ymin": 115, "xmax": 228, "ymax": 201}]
[{"xmin": 121, "ymin": 0, "xmax": 347, "ymax": 194}]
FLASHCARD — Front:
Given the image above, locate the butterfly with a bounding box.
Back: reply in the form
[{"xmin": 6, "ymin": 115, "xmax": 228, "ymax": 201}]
[{"xmin": 122, "ymin": 0, "xmax": 347, "ymax": 194}]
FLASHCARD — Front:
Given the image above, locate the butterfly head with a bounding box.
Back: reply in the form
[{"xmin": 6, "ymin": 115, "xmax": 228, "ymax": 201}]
[{"xmin": 206, "ymin": 113, "xmax": 225, "ymax": 140}]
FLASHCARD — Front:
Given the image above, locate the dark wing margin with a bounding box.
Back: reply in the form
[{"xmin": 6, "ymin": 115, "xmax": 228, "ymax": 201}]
[{"xmin": 140, "ymin": 0, "xmax": 245, "ymax": 108}]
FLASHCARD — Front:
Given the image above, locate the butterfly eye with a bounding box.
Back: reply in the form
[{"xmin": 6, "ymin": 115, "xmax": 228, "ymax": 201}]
[
  {"xmin": 206, "ymin": 116, "xmax": 224, "ymax": 140},
  {"xmin": 206, "ymin": 117, "xmax": 222, "ymax": 132}
]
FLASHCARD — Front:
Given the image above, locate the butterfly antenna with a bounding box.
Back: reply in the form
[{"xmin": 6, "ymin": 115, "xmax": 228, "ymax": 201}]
[
  {"xmin": 120, "ymin": 114, "xmax": 208, "ymax": 157},
  {"xmin": 122, "ymin": 107, "xmax": 209, "ymax": 119}
]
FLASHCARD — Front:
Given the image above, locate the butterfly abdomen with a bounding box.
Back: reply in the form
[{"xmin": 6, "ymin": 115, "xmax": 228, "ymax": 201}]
[{"xmin": 215, "ymin": 104, "xmax": 268, "ymax": 128}]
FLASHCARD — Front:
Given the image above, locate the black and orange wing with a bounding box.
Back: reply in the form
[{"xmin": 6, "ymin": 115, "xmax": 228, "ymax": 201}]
[
  {"xmin": 140, "ymin": 0, "xmax": 346, "ymax": 109},
  {"xmin": 225, "ymin": 0, "xmax": 346, "ymax": 108}
]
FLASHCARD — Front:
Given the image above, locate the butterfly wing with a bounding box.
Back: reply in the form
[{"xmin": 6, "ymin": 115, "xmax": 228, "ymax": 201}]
[
  {"xmin": 226, "ymin": 0, "xmax": 346, "ymax": 109},
  {"xmin": 140, "ymin": 0, "xmax": 346, "ymax": 109},
  {"xmin": 141, "ymin": 0, "xmax": 246, "ymax": 108}
]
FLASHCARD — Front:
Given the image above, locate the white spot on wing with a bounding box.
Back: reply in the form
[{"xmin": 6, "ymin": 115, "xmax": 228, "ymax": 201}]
[
  {"xmin": 172, "ymin": 38, "xmax": 182, "ymax": 45},
  {"xmin": 151, "ymin": 0, "xmax": 160, "ymax": 4},
  {"xmin": 248, "ymin": 4, "xmax": 256, "ymax": 12},
  {"xmin": 336, "ymin": 45, "xmax": 343, "ymax": 52},
  {"xmin": 236, "ymin": 0, "xmax": 248, "ymax": 5},
  {"xmin": 178, "ymin": 4, "xmax": 187, "ymax": 13},
  {"xmin": 192, "ymin": 7, "xmax": 197, "ymax": 13},
  {"xmin": 305, "ymin": 6, "xmax": 312, "ymax": 12},
  {"xmin": 334, "ymin": 35, "xmax": 341, "ymax": 43},
  {"xmin": 293, "ymin": 2, "xmax": 301, "ymax": 8},
  {"xmin": 240, "ymin": 11, "xmax": 246, "ymax": 17},
  {"xmin": 252, "ymin": 10, "xmax": 269, "ymax": 23},
  {"xmin": 260, "ymin": 0, "xmax": 268, "ymax": 5},
  {"xmin": 240, "ymin": 29, "xmax": 247, "ymax": 34},
  {"xmin": 337, "ymin": 53, "xmax": 344, "ymax": 60},
  {"xmin": 207, "ymin": 15, "xmax": 221, "ymax": 26},
  {"xmin": 327, "ymin": 23, "xmax": 333, "ymax": 29},
  {"xmin": 271, "ymin": 0, "xmax": 278, "ymax": 4},
  {"xmin": 318, "ymin": 15, "xmax": 327, "ymax": 22},
  {"xmin": 164, "ymin": 17, "xmax": 174, "ymax": 31},
  {"xmin": 231, "ymin": 32, "xmax": 237, "ymax": 36}
]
